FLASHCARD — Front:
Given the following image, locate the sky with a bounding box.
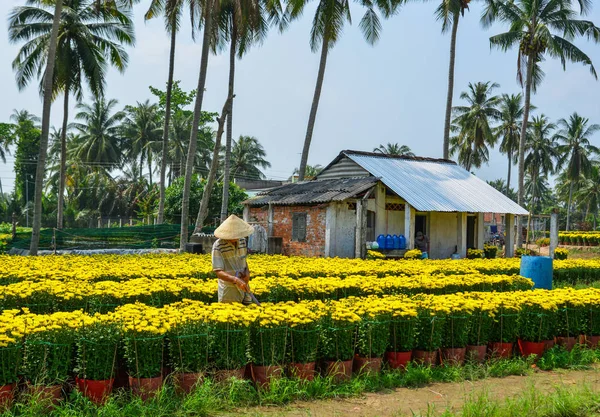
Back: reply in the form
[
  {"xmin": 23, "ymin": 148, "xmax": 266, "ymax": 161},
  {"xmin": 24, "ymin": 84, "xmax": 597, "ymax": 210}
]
[{"xmin": 0, "ymin": 0, "xmax": 599, "ymax": 195}]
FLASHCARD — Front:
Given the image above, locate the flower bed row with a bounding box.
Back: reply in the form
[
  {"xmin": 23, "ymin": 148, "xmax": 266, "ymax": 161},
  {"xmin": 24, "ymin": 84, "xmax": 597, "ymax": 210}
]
[
  {"xmin": 2, "ymin": 254, "xmax": 600, "ymax": 284},
  {"xmin": 0, "ymin": 288, "xmax": 599, "ymax": 403},
  {"xmin": 0, "ymin": 274, "xmax": 533, "ymax": 314},
  {"xmin": 559, "ymin": 233, "xmax": 600, "ymax": 246}
]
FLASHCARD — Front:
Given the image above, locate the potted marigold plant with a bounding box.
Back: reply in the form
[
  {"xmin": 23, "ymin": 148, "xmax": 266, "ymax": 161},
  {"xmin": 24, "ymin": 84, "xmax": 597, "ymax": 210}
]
[
  {"xmin": 288, "ymin": 302, "xmax": 323, "ymax": 381},
  {"xmin": 465, "ymin": 307, "xmax": 493, "ymax": 363},
  {"xmin": 386, "ymin": 310, "xmax": 417, "ymax": 369},
  {"xmin": 75, "ymin": 319, "xmax": 120, "ymax": 404},
  {"xmin": 489, "ymin": 303, "xmax": 520, "ymax": 358},
  {"xmin": 413, "ymin": 307, "xmax": 445, "ymax": 366},
  {"xmin": 554, "ymin": 300, "xmax": 585, "ymax": 352},
  {"xmin": 354, "ymin": 311, "xmax": 390, "ymax": 375},
  {"xmin": 249, "ymin": 306, "xmax": 288, "ymax": 388},
  {"xmin": 319, "ymin": 305, "xmax": 359, "ymax": 382},
  {"xmin": 583, "ymin": 302, "xmax": 600, "ymax": 348},
  {"xmin": 440, "ymin": 313, "xmax": 470, "ymax": 366},
  {"xmin": 517, "ymin": 300, "xmax": 554, "ymax": 359},
  {"xmin": 0, "ymin": 311, "xmax": 24, "ymax": 408},
  {"xmin": 168, "ymin": 315, "xmax": 209, "ymax": 394}
]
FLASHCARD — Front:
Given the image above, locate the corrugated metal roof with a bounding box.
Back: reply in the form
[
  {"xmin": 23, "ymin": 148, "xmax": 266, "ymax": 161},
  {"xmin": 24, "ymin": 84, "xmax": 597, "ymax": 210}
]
[
  {"xmin": 244, "ymin": 177, "xmax": 378, "ymax": 206},
  {"xmin": 346, "ymin": 152, "xmax": 528, "ymax": 215}
]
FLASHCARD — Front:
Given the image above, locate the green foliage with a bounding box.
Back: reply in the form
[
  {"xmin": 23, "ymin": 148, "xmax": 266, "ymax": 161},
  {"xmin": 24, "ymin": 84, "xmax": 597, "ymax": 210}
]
[
  {"xmin": 467, "ymin": 310, "xmax": 494, "ymax": 346},
  {"xmin": 555, "ymin": 247, "xmax": 569, "ymax": 260},
  {"xmin": 12, "ymin": 120, "xmax": 40, "ymax": 209},
  {"xmin": 388, "ymin": 317, "xmax": 416, "ymax": 352},
  {"xmin": 414, "ymin": 312, "xmax": 445, "ymax": 351},
  {"xmin": 23, "ymin": 329, "xmax": 75, "ymax": 385},
  {"xmin": 319, "ymin": 316, "xmax": 356, "ymax": 361},
  {"xmin": 163, "ymin": 175, "xmax": 248, "ymax": 225},
  {"xmin": 210, "ymin": 323, "xmax": 249, "ymax": 370},
  {"xmin": 149, "ymin": 81, "xmax": 196, "ymax": 114},
  {"xmin": 483, "ymin": 244, "xmax": 498, "ymax": 259},
  {"xmin": 441, "ymin": 315, "xmax": 470, "ymax": 349},
  {"xmin": 467, "ymin": 249, "xmax": 484, "ymax": 259},
  {"xmin": 289, "ymin": 323, "xmax": 320, "ymax": 364},
  {"xmin": 76, "ymin": 321, "xmax": 121, "ymax": 381},
  {"xmin": 0, "ymin": 344, "xmax": 22, "ymax": 385},
  {"xmin": 123, "ymin": 335, "xmax": 164, "ymax": 378},
  {"xmin": 518, "ymin": 308, "xmax": 551, "ymax": 343},
  {"xmin": 490, "ymin": 310, "xmax": 519, "ymax": 343},
  {"xmin": 249, "ymin": 325, "xmax": 287, "ymax": 366},
  {"xmin": 168, "ymin": 322, "xmax": 209, "ymax": 373},
  {"xmin": 356, "ymin": 315, "xmax": 390, "ymax": 358}
]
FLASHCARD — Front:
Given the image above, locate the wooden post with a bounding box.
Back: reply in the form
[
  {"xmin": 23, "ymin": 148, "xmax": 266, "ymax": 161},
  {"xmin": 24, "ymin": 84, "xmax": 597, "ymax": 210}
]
[
  {"xmin": 404, "ymin": 204, "xmax": 415, "ymax": 249},
  {"xmin": 477, "ymin": 212, "xmax": 485, "ymax": 249},
  {"xmin": 355, "ymin": 199, "xmax": 367, "ymax": 259},
  {"xmin": 505, "ymin": 214, "xmax": 515, "ymax": 258},
  {"xmin": 457, "ymin": 212, "xmax": 467, "ymax": 258},
  {"xmin": 11, "ymin": 213, "xmax": 17, "ymax": 240}
]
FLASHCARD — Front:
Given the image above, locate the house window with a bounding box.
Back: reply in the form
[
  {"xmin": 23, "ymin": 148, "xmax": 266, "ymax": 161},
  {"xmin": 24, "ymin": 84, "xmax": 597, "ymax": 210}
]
[{"xmin": 292, "ymin": 213, "xmax": 307, "ymax": 242}]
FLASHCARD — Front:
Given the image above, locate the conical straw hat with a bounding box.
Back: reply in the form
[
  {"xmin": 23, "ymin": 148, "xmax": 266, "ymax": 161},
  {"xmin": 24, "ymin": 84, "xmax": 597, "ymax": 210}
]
[{"xmin": 214, "ymin": 215, "xmax": 254, "ymax": 239}]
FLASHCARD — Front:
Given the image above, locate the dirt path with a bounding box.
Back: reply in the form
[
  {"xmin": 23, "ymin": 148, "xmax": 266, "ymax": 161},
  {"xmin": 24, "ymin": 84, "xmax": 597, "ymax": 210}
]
[{"xmin": 231, "ymin": 367, "xmax": 600, "ymax": 417}]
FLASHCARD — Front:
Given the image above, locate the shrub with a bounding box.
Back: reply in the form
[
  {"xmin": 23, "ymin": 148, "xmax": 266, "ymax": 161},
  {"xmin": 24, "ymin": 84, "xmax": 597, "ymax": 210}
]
[
  {"xmin": 515, "ymin": 248, "xmax": 535, "ymax": 258},
  {"xmin": 536, "ymin": 238, "xmax": 550, "ymax": 247},
  {"xmin": 467, "ymin": 249, "xmax": 485, "ymax": 259},
  {"xmin": 554, "ymin": 248, "xmax": 568, "ymax": 260},
  {"xmin": 483, "ymin": 244, "xmax": 498, "ymax": 259}
]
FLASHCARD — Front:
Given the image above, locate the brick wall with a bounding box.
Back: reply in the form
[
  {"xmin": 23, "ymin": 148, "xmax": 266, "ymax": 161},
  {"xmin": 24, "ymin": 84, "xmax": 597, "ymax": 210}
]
[{"xmin": 248, "ymin": 205, "xmax": 327, "ymax": 257}]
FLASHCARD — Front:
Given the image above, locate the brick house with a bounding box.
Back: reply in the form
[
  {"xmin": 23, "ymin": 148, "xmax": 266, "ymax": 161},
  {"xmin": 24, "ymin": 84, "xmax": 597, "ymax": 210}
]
[{"xmin": 243, "ymin": 150, "xmax": 527, "ymax": 259}]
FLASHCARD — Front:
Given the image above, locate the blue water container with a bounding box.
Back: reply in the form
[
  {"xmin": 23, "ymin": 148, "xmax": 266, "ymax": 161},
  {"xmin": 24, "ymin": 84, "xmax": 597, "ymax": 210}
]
[
  {"xmin": 520, "ymin": 256, "xmax": 553, "ymax": 290},
  {"xmin": 392, "ymin": 235, "xmax": 400, "ymax": 249},
  {"xmin": 377, "ymin": 234, "xmax": 387, "ymax": 250},
  {"xmin": 386, "ymin": 234, "xmax": 394, "ymax": 251},
  {"xmin": 398, "ymin": 235, "xmax": 407, "ymax": 250}
]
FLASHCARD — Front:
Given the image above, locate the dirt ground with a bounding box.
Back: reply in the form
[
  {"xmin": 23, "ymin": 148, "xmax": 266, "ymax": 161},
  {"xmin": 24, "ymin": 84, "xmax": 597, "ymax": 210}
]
[{"xmin": 231, "ymin": 366, "xmax": 600, "ymax": 417}]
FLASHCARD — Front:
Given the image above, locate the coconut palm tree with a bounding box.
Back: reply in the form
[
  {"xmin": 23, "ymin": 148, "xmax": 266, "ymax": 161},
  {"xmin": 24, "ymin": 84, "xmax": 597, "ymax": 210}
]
[
  {"xmin": 227, "ymin": 135, "xmax": 271, "ymax": 180},
  {"xmin": 217, "ymin": 0, "xmax": 271, "ymax": 222},
  {"xmin": 496, "ymin": 93, "xmax": 525, "ymax": 196},
  {"xmin": 291, "ymin": 164, "xmax": 323, "ymax": 180},
  {"xmin": 436, "ymin": 0, "xmax": 472, "ymax": 160},
  {"xmin": 9, "ymin": 0, "xmax": 134, "ymax": 231},
  {"xmin": 292, "ymin": 0, "xmax": 401, "ymax": 181},
  {"xmin": 122, "ymin": 100, "xmax": 163, "ymax": 186},
  {"xmin": 555, "ymin": 113, "xmax": 600, "ymax": 230},
  {"xmin": 449, "ymin": 81, "xmax": 501, "ymax": 171},
  {"xmin": 483, "ymin": 0, "xmax": 600, "ymax": 242},
  {"xmin": 373, "ymin": 143, "xmax": 415, "ymax": 157},
  {"xmin": 71, "ymin": 98, "xmax": 125, "ymax": 170},
  {"xmin": 576, "ymin": 166, "xmax": 600, "ymax": 229}
]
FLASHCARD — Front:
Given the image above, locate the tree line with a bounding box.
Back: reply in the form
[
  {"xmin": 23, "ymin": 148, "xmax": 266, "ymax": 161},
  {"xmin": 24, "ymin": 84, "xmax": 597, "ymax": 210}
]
[{"xmin": 0, "ymin": 0, "xmax": 598, "ymax": 253}]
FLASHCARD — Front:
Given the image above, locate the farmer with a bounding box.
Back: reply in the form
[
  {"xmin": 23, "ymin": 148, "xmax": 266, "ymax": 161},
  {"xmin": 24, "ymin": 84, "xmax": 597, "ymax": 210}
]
[
  {"xmin": 212, "ymin": 214, "xmax": 255, "ymax": 304},
  {"xmin": 415, "ymin": 231, "xmax": 429, "ymax": 254}
]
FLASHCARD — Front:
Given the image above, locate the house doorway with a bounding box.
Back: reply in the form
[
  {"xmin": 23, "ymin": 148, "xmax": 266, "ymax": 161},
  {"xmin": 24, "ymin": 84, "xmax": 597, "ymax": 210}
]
[
  {"xmin": 416, "ymin": 214, "xmax": 427, "ymax": 236},
  {"xmin": 467, "ymin": 215, "xmax": 476, "ymax": 249},
  {"xmin": 366, "ymin": 210, "xmax": 376, "ymax": 242}
]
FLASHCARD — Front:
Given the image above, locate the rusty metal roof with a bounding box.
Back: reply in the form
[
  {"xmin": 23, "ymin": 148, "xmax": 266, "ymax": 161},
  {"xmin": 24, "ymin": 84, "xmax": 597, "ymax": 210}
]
[
  {"xmin": 244, "ymin": 177, "xmax": 378, "ymax": 206},
  {"xmin": 345, "ymin": 151, "xmax": 528, "ymax": 215}
]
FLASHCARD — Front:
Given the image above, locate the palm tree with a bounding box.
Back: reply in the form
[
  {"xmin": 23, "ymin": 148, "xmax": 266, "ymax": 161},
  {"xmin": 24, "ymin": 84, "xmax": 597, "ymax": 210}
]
[
  {"xmin": 436, "ymin": 0, "xmax": 472, "ymax": 160},
  {"xmin": 217, "ymin": 0, "xmax": 270, "ymax": 222},
  {"xmin": 373, "ymin": 143, "xmax": 415, "ymax": 157},
  {"xmin": 227, "ymin": 135, "xmax": 271, "ymax": 180},
  {"xmin": 496, "ymin": 93, "xmax": 525, "ymax": 196},
  {"xmin": 483, "ymin": 0, "xmax": 600, "ymax": 243},
  {"xmin": 576, "ymin": 166, "xmax": 600, "ymax": 229},
  {"xmin": 292, "ymin": 0, "xmax": 401, "ymax": 181},
  {"xmin": 145, "ymin": 0, "xmax": 194, "ymax": 224},
  {"xmin": 122, "ymin": 100, "xmax": 162, "ymax": 186},
  {"xmin": 9, "ymin": 0, "xmax": 134, "ymax": 230},
  {"xmin": 555, "ymin": 113, "xmax": 600, "ymax": 230},
  {"xmin": 291, "ymin": 164, "xmax": 323, "ymax": 180},
  {"xmin": 71, "ymin": 98, "xmax": 125, "ymax": 170},
  {"xmin": 180, "ymin": 0, "xmax": 221, "ymax": 250},
  {"xmin": 449, "ymin": 81, "xmax": 501, "ymax": 171}
]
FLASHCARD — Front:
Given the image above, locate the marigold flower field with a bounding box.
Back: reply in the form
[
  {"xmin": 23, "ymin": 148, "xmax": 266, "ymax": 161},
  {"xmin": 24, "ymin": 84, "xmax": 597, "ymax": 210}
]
[{"xmin": 1, "ymin": 254, "xmax": 600, "ymax": 402}]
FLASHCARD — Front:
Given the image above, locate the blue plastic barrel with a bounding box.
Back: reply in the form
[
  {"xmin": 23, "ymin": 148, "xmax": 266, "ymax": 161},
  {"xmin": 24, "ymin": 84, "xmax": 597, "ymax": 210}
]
[
  {"xmin": 377, "ymin": 234, "xmax": 387, "ymax": 250},
  {"xmin": 399, "ymin": 235, "xmax": 407, "ymax": 250},
  {"xmin": 386, "ymin": 234, "xmax": 394, "ymax": 251},
  {"xmin": 392, "ymin": 235, "xmax": 400, "ymax": 249},
  {"xmin": 520, "ymin": 256, "xmax": 553, "ymax": 290}
]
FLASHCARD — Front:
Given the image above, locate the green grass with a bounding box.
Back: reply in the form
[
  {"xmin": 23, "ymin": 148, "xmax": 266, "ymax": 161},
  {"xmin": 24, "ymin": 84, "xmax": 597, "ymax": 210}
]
[{"xmin": 2, "ymin": 347, "xmax": 598, "ymax": 416}]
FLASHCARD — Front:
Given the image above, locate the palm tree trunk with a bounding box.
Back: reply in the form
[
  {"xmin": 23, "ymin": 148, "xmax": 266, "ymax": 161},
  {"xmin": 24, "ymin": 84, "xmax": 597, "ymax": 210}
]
[
  {"xmin": 443, "ymin": 12, "xmax": 459, "ymax": 160},
  {"xmin": 220, "ymin": 27, "xmax": 236, "ymax": 222},
  {"xmin": 506, "ymin": 150, "xmax": 512, "ymax": 196},
  {"xmin": 298, "ymin": 35, "xmax": 330, "ymax": 181},
  {"xmin": 195, "ymin": 95, "xmax": 233, "ymax": 232},
  {"xmin": 516, "ymin": 56, "xmax": 534, "ymax": 248},
  {"xmin": 180, "ymin": 0, "xmax": 214, "ymax": 250},
  {"xmin": 147, "ymin": 151, "xmax": 153, "ymax": 187},
  {"xmin": 157, "ymin": 22, "xmax": 177, "ymax": 224},
  {"xmin": 567, "ymin": 182, "xmax": 574, "ymax": 231},
  {"xmin": 57, "ymin": 86, "xmax": 69, "ymax": 229},
  {"xmin": 30, "ymin": 0, "xmax": 63, "ymax": 255}
]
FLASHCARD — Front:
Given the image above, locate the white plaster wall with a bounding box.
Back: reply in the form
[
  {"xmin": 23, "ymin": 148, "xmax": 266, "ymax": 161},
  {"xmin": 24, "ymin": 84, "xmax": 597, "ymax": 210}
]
[
  {"xmin": 429, "ymin": 212, "xmax": 459, "ymax": 259},
  {"xmin": 331, "ymin": 202, "xmax": 356, "ymax": 258}
]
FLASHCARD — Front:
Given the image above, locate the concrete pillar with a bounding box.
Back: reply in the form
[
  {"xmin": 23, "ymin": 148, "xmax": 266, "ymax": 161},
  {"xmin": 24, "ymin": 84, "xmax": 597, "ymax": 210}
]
[
  {"xmin": 404, "ymin": 204, "xmax": 415, "ymax": 249},
  {"xmin": 325, "ymin": 204, "xmax": 337, "ymax": 257},
  {"xmin": 374, "ymin": 183, "xmax": 386, "ymax": 236},
  {"xmin": 267, "ymin": 203, "xmax": 274, "ymax": 237},
  {"xmin": 457, "ymin": 212, "xmax": 467, "ymax": 258},
  {"xmin": 242, "ymin": 205, "xmax": 250, "ymax": 222},
  {"xmin": 477, "ymin": 212, "xmax": 485, "ymax": 249},
  {"xmin": 355, "ymin": 199, "xmax": 367, "ymax": 259},
  {"xmin": 506, "ymin": 214, "xmax": 515, "ymax": 258},
  {"xmin": 550, "ymin": 210, "xmax": 559, "ymax": 259}
]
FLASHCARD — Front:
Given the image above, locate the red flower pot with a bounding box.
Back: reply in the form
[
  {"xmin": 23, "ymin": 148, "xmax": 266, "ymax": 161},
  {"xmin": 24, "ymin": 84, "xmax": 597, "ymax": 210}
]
[
  {"xmin": 583, "ymin": 335, "xmax": 600, "ymax": 349},
  {"xmin": 0, "ymin": 384, "xmax": 15, "ymax": 409},
  {"xmin": 251, "ymin": 365, "xmax": 283, "ymax": 388},
  {"xmin": 465, "ymin": 345, "xmax": 487, "ymax": 363},
  {"xmin": 385, "ymin": 351, "xmax": 412, "ymax": 369},
  {"xmin": 128, "ymin": 376, "xmax": 163, "ymax": 401},
  {"xmin": 544, "ymin": 339, "xmax": 555, "ymax": 351},
  {"xmin": 488, "ymin": 342, "xmax": 513, "ymax": 359},
  {"xmin": 289, "ymin": 362, "xmax": 316, "ymax": 381},
  {"xmin": 440, "ymin": 347, "xmax": 466, "ymax": 366},
  {"xmin": 172, "ymin": 372, "xmax": 203, "ymax": 395},
  {"xmin": 75, "ymin": 377, "xmax": 114, "ymax": 404},
  {"xmin": 518, "ymin": 340, "xmax": 545, "ymax": 358},
  {"xmin": 322, "ymin": 359, "xmax": 353, "ymax": 383},
  {"xmin": 24, "ymin": 383, "xmax": 63, "ymax": 405},
  {"xmin": 353, "ymin": 355, "xmax": 382, "ymax": 375},
  {"xmin": 213, "ymin": 368, "xmax": 245, "ymax": 382},
  {"xmin": 555, "ymin": 336, "xmax": 577, "ymax": 352},
  {"xmin": 412, "ymin": 350, "xmax": 438, "ymax": 366}
]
